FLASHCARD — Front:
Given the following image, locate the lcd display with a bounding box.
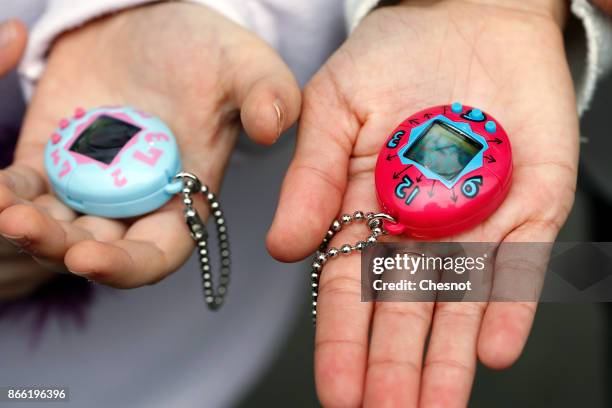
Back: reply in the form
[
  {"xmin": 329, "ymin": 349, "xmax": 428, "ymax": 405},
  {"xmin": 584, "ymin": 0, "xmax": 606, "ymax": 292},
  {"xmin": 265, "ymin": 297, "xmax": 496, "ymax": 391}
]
[
  {"xmin": 70, "ymin": 115, "xmax": 141, "ymax": 165},
  {"xmin": 404, "ymin": 121, "xmax": 482, "ymax": 181}
]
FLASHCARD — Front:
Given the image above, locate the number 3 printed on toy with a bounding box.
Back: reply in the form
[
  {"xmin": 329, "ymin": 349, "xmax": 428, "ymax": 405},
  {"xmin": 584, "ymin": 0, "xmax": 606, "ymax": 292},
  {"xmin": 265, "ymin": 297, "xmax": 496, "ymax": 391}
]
[{"xmin": 386, "ymin": 131, "xmax": 405, "ymax": 149}]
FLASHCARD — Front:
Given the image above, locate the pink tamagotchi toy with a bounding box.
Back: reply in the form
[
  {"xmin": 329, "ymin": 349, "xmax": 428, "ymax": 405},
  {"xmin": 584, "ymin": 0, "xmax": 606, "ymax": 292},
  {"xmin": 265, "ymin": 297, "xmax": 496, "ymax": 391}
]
[{"xmin": 375, "ymin": 103, "xmax": 512, "ymax": 238}]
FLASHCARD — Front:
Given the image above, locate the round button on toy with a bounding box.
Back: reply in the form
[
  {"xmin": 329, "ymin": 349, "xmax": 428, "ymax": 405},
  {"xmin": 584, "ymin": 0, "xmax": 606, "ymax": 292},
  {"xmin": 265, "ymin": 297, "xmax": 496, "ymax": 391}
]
[
  {"xmin": 44, "ymin": 106, "xmax": 183, "ymax": 218},
  {"xmin": 374, "ymin": 103, "xmax": 512, "ymax": 238}
]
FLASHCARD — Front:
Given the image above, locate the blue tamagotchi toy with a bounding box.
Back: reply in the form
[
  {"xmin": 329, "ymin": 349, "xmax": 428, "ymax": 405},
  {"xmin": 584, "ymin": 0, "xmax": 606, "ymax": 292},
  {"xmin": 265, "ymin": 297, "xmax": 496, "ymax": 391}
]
[
  {"xmin": 44, "ymin": 106, "xmax": 232, "ymax": 310},
  {"xmin": 44, "ymin": 106, "xmax": 183, "ymax": 218}
]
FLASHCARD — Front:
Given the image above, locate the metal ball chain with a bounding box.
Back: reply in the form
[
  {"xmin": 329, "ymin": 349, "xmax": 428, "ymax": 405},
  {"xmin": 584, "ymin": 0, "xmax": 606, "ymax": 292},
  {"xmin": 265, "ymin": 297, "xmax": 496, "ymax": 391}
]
[
  {"xmin": 310, "ymin": 211, "xmax": 396, "ymax": 325},
  {"xmin": 175, "ymin": 172, "xmax": 230, "ymax": 311}
]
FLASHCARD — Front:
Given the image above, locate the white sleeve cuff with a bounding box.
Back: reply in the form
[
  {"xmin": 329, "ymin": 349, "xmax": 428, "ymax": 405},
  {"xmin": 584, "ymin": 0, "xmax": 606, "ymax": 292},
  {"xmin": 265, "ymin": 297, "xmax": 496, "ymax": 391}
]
[
  {"xmin": 18, "ymin": 0, "xmax": 250, "ymax": 99},
  {"xmin": 570, "ymin": 0, "xmax": 612, "ymax": 114},
  {"xmin": 345, "ymin": 0, "xmax": 380, "ymax": 32},
  {"xmin": 345, "ymin": 0, "xmax": 612, "ymax": 115}
]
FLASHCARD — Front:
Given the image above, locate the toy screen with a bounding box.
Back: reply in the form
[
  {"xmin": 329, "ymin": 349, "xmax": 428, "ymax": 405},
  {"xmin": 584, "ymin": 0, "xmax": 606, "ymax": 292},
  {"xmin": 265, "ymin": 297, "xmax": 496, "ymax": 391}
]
[
  {"xmin": 404, "ymin": 121, "xmax": 482, "ymax": 181},
  {"xmin": 70, "ymin": 115, "xmax": 141, "ymax": 165}
]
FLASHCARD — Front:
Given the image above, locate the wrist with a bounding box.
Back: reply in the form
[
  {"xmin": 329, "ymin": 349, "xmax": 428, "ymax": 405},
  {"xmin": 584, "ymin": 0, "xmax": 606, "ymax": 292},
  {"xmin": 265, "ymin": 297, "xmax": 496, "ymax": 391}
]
[{"xmin": 396, "ymin": 0, "xmax": 568, "ymax": 28}]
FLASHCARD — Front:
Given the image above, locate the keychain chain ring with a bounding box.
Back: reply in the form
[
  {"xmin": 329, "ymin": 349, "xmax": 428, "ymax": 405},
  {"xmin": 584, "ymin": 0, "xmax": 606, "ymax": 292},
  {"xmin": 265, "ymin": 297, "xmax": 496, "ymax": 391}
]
[
  {"xmin": 310, "ymin": 211, "xmax": 396, "ymax": 325},
  {"xmin": 176, "ymin": 172, "xmax": 231, "ymax": 311}
]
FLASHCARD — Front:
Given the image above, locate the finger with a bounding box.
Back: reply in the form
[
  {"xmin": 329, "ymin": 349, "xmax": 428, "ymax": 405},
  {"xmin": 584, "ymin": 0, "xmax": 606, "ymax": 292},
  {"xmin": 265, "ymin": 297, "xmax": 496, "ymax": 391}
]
[
  {"xmin": 419, "ymin": 302, "xmax": 485, "ymax": 408},
  {"xmin": 0, "ymin": 19, "xmax": 27, "ymax": 76},
  {"xmin": 267, "ymin": 76, "xmax": 359, "ymax": 262},
  {"xmin": 363, "ymin": 301, "xmax": 433, "ymax": 407},
  {"xmin": 32, "ymin": 194, "xmax": 77, "ymax": 222},
  {"xmin": 64, "ymin": 239, "xmax": 169, "ymax": 288},
  {"xmin": 65, "ymin": 208, "xmax": 193, "ymax": 287},
  {"xmin": 231, "ymin": 37, "xmax": 301, "ymax": 145},
  {"xmin": 0, "ymin": 204, "xmax": 124, "ymax": 261},
  {"xmin": 315, "ymin": 248, "xmax": 371, "ymax": 408},
  {"xmin": 0, "ymin": 166, "xmax": 67, "ymax": 242},
  {"xmin": 0, "ymin": 186, "xmax": 81, "ymax": 259},
  {"xmin": 0, "ymin": 164, "xmax": 46, "ymax": 201},
  {"xmin": 314, "ymin": 178, "xmax": 375, "ymax": 408},
  {"xmin": 478, "ymin": 221, "xmax": 556, "ymax": 369}
]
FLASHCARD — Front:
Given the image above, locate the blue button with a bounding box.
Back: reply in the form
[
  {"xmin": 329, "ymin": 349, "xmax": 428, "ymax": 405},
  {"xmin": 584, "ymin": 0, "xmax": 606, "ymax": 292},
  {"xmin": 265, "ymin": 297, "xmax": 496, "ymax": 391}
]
[
  {"xmin": 485, "ymin": 120, "xmax": 496, "ymax": 133},
  {"xmin": 470, "ymin": 109, "xmax": 484, "ymax": 120},
  {"xmin": 451, "ymin": 102, "xmax": 462, "ymax": 114}
]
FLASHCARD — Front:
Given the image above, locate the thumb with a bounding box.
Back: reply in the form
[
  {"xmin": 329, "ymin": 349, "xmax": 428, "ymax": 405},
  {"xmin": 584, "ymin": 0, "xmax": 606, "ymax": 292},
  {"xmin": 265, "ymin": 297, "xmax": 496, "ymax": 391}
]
[
  {"xmin": 0, "ymin": 19, "xmax": 27, "ymax": 76},
  {"xmin": 230, "ymin": 39, "xmax": 301, "ymax": 145}
]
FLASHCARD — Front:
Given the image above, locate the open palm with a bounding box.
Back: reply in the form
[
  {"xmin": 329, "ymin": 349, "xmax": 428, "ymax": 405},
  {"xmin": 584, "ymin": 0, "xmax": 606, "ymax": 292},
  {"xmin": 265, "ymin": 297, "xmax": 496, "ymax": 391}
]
[
  {"xmin": 268, "ymin": 1, "xmax": 577, "ymax": 407},
  {"xmin": 0, "ymin": 2, "xmax": 300, "ymax": 289}
]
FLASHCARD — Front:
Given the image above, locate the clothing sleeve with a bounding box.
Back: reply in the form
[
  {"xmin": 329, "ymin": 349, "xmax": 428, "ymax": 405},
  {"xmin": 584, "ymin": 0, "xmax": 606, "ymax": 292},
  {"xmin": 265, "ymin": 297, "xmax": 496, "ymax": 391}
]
[
  {"xmin": 18, "ymin": 0, "xmax": 279, "ymax": 99},
  {"xmin": 345, "ymin": 0, "xmax": 612, "ymax": 115}
]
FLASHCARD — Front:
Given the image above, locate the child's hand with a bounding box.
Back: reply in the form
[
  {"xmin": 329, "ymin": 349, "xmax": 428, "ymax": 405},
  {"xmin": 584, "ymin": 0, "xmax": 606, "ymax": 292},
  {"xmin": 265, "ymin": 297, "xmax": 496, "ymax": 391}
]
[
  {"xmin": 268, "ymin": 0, "xmax": 575, "ymax": 406},
  {"xmin": 0, "ymin": 2, "xmax": 300, "ymax": 289}
]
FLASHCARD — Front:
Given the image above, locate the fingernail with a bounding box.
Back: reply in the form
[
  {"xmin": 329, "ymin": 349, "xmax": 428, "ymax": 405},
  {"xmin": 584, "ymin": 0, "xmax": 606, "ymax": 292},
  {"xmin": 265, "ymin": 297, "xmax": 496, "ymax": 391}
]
[
  {"xmin": 273, "ymin": 99, "xmax": 284, "ymax": 141},
  {"xmin": 0, "ymin": 21, "xmax": 16, "ymax": 49},
  {"xmin": 67, "ymin": 267, "xmax": 85, "ymax": 277},
  {"xmin": 66, "ymin": 265, "xmax": 96, "ymax": 281}
]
